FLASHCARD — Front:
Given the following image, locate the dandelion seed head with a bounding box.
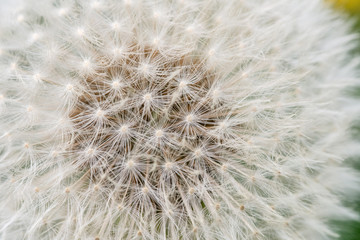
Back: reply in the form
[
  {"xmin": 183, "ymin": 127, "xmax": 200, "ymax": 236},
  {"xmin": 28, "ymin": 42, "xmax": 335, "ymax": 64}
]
[
  {"xmin": 0, "ymin": 0, "xmax": 359, "ymax": 239},
  {"xmin": 143, "ymin": 93, "xmax": 152, "ymax": 102},
  {"xmin": 95, "ymin": 109, "xmax": 104, "ymax": 118},
  {"xmin": 155, "ymin": 129, "xmax": 164, "ymax": 138},
  {"xmin": 29, "ymin": 32, "xmax": 41, "ymax": 43},
  {"xmin": 142, "ymin": 187, "xmax": 149, "ymax": 194},
  {"xmin": 110, "ymin": 21, "xmax": 120, "ymax": 31},
  {"xmin": 57, "ymin": 8, "xmax": 68, "ymax": 17},
  {"xmin": 16, "ymin": 14, "xmax": 24, "ymax": 23},
  {"xmin": 111, "ymin": 80, "xmax": 121, "ymax": 89},
  {"xmin": 193, "ymin": 148, "xmax": 202, "ymax": 158},
  {"xmin": 66, "ymin": 84, "xmax": 74, "ymax": 92},
  {"xmin": 164, "ymin": 161, "xmax": 173, "ymax": 170},
  {"xmin": 76, "ymin": 28, "xmax": 85, "ymax": 37},
  {"xmin": 10, "ymin": 62, "xmax": 17, "ymax": 70},
  {"xmin": 185, "ymin": 114, "xmax": 195, "ymax": 123},
  {"xmin": 127, "ymin": 159, "xmax": 135, "ymax": 167},
  {"xmin": 119, "ymin": 125, "xmax": 129, "ymax": 134},
  {"xmin": 178, "ymin": 80, "xmax": 188, "ymax": 89}
]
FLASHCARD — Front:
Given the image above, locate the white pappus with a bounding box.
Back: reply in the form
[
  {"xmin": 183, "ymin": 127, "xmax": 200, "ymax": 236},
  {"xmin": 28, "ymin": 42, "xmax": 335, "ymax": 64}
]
[{"xmin": 0, "ymin": 0, "xmax": 360, "ymax": 239}]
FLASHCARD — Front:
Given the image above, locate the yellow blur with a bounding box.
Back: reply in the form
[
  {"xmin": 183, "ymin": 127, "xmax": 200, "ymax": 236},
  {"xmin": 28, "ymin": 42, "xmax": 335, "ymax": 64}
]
[{"xmin": 332, "ymin": 0, "xmax": 360, "ymax": 13}]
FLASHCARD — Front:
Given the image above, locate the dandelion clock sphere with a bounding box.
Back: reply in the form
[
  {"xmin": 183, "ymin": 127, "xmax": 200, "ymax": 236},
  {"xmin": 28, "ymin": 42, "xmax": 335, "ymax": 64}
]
[{"xmin": 0, "ymin": 0, "xmax": 359, "ymax": 239}]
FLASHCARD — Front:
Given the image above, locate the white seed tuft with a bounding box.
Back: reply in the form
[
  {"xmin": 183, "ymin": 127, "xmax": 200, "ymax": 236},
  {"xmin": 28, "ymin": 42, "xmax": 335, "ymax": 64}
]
[{"xmin": 0, "ymin": 0, "xmax": 359, "ymax": 240}]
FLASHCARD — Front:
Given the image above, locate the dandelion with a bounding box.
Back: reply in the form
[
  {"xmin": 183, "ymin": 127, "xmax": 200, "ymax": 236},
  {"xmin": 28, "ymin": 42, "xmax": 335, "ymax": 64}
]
[{"xmin": 0, "ymin": 0, "xmax": 359, "ymax": 239}]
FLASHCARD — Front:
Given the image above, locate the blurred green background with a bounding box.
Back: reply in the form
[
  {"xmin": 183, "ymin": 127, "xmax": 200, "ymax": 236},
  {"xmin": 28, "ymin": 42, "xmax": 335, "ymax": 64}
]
[{"xmin": 331, "ymin": 1, "xmax": 360, "ymax": 239}]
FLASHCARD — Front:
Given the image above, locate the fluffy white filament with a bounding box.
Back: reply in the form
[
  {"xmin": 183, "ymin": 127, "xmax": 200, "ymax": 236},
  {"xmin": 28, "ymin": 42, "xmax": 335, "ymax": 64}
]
[{"xmin": 0, "ymin": 0, "xmax": 359, "ymax": 239}]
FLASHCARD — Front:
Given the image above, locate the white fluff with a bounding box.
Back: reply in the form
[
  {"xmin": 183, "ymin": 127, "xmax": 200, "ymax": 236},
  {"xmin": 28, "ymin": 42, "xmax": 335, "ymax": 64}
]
[{"xmin": 0, "ymin": 0, "xmax": 359, "ymax": 239}]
